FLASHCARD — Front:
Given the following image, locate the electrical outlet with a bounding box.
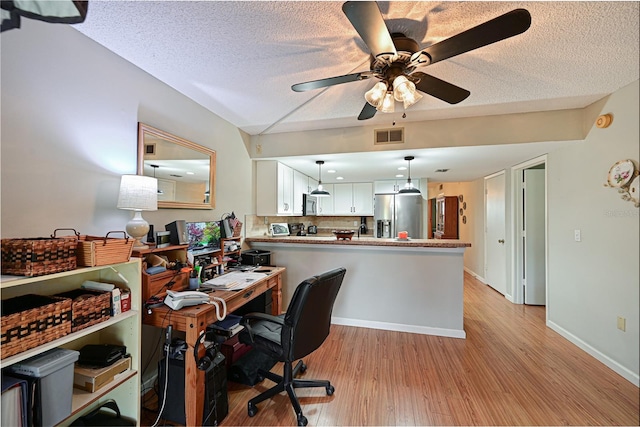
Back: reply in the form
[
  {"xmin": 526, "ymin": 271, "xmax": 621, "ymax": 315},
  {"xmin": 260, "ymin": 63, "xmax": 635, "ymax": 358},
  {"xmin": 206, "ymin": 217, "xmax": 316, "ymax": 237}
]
[
  {"xmin": 264, "ymin": 216, "xmax": 268, "ymax": 225},
  {"xmin": 574, "ymin": 229, "xmax": 581, "ymax": 242},
  {"xmin": 256, "ymin": 144, "xmax": 262, "ymax": 154},
  {"xmin": 617, "ymin": 316, "xmax": 626, "ymax": 331},
  {"xmin": 353, "ymin": 221, "xmax": 358, "ymax": 227}
]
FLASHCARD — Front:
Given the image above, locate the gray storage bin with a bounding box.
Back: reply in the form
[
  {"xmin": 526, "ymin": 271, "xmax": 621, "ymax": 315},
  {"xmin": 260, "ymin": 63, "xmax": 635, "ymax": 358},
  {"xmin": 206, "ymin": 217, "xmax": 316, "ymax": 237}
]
[{"xmin": 7, "ymin": 348, "xmax": 79, "ymax": 426}]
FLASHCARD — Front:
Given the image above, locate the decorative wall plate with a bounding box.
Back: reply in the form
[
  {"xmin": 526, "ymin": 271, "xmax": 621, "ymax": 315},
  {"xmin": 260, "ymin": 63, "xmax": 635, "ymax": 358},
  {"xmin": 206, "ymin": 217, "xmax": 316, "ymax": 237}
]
[
  {"xmin": 607, "ymin": 159, "xmax": 635, "ymax": 188},
  {"xmin": 459, "ymin": 208, "xmax": 464, "ymax": 216},
  {"xmin": 462, "ymin": 216, "xmax": 467, "ymax": 224},
  {"xmin": 458, "ymin": 194, "xmax": 464, "ymax": 202},
  {"xmin": 463, "ymin": 202, "xmax": 467, "ymax": 210},
  {"xmin": 628, "ymin": 176, "xmax": 639, "ymax": 204}
]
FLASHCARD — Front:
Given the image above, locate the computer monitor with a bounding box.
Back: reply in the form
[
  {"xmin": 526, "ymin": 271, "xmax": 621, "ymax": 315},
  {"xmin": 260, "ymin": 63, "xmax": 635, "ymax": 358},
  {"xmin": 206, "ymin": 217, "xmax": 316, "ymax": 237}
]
[{"xmin": 186, "ymin": 221, "xmax": 221, "ymax": 252}]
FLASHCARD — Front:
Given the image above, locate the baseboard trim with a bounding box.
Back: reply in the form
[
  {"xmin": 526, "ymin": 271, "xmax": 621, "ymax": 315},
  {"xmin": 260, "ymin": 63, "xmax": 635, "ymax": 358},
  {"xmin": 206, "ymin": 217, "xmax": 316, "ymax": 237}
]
[
  {"xmin": 464, "ymin": 267, "xmax": 487, "ymax": 284},
  {"xmin": 141, "ymin": 373, "xmax": 158, "ymax": 397},
  {"xmin": 547, "ymin": 320, "xmax": 639, "ymax": 387},
  {"xmin": 332, "ymin": 316, "xmax": 466, "ymax": 339}
]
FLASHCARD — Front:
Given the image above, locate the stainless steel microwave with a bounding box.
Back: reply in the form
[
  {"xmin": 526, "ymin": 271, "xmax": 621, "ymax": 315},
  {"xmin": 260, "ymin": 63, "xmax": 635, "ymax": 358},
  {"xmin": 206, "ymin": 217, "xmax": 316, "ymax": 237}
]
[{"xmin": 302, "ymin": 193, "xmax": 317, "ymax": 216}]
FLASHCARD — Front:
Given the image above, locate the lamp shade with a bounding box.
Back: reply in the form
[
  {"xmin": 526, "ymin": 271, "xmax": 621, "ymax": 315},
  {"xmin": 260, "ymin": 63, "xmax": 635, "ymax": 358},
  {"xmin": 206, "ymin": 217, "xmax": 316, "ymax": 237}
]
[
  {"xmin": 364, "ymin": 82, "xmax": 388, "ymax": 108},
  {"xmin": 117, "ymin": 175, "xmax": 158, "ymax": 211}
]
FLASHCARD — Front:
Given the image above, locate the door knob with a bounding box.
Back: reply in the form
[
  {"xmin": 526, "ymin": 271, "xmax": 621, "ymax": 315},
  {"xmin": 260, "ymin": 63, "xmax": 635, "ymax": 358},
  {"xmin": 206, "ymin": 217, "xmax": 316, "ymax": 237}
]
[{"xmin": 498, "ymin": 239, "xmax": 505, "ymax": 244}]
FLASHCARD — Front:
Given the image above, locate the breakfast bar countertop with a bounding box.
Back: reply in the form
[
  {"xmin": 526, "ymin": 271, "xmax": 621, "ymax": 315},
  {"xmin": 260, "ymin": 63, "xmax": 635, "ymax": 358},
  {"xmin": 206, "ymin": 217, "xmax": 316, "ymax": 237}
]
[{"xmin": 244, "ymin": 235, "xmax": 471, "ymax": 248}]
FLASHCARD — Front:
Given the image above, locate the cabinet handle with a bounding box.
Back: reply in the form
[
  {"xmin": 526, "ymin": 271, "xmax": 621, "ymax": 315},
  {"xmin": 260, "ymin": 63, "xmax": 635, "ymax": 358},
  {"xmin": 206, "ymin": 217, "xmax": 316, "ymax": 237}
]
[{"xmin": 498, "ymin": 239, "xmax": 505, "ymax": 244}]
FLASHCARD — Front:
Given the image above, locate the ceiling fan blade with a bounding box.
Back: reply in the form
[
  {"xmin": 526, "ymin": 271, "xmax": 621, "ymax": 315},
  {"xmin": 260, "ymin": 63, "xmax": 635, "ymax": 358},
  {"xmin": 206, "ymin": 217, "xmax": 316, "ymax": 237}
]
[
  {"xmin": 342, "ymin": 1, "xmax": 397, "ymax": 59},
  {"xmin": 422, "ymin": 8, "xmax": 531, "ymax": 65},
  {"xmin": 412, "ymin": 72, "xmax": 470, "ymax": 104},
  {"xmin": 292, "ymin": 71, "xmax": 373, "ymax": 92},
  {"xmin": 358, "ymin": 102, "xmax": 377, "ymax": 120}
]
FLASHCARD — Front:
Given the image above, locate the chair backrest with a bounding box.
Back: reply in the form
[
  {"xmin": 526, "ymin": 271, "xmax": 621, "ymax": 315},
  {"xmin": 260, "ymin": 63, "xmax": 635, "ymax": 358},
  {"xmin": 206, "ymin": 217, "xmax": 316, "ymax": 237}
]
[{"xmin": 283, "ymin": 267, "xmax": 346, "ymax": 360}]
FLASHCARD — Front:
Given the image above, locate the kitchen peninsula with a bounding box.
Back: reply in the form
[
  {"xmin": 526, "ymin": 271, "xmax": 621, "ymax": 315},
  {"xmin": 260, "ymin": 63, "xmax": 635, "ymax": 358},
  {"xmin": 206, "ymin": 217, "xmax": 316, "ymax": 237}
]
[{"xmin": 245, "ymin": 236, "xmax": 471, "ymax": 338}]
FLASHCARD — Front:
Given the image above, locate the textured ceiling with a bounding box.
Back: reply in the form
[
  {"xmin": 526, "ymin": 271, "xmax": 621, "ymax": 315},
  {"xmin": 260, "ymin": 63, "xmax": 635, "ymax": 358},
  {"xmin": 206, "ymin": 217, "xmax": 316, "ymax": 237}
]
[{"xmin": 73, "ymin": 1, "xmax": 639, "ymax": 182}]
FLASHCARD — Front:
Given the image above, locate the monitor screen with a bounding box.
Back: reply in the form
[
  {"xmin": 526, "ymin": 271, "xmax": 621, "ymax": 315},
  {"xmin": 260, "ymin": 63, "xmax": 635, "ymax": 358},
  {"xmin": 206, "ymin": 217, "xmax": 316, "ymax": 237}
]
[{"xmin": 186, "ymin": 221, "xmax": 221, "ymax": 251}]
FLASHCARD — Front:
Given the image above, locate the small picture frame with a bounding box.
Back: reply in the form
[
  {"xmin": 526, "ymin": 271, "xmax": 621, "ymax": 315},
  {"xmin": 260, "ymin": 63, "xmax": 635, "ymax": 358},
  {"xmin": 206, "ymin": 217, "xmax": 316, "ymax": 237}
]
[
  {"xmin": 462, "ymin": 216, "xmax": 467, "ymax": 224},
  {"xmin": 459, "ymin": 208, "xmax": 464, "ymax": 216},
  {"xmin": 463, "ymin": 202, "xmax": 467, "ymax": 210},
  {"xmin": 458, "ymin": 194, "xmax": 464, "ymax": 202}
]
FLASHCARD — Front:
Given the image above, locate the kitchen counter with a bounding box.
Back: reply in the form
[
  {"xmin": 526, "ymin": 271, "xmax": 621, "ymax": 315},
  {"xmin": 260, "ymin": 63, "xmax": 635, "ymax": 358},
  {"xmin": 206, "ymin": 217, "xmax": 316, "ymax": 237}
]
[
  {"xmin": 246, "ymin": 235, "xmax": 470, "ymax": 339},
  {"xmin": 245, "ymin": 235, "xmax": 470, "ymax": 249}
]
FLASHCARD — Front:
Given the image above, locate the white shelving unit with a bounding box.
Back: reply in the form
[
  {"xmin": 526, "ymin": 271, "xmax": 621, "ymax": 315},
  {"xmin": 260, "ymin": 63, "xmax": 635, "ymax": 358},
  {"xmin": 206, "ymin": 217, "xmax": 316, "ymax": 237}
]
[{"xmin": 0, "ymin": 259, "xmax": 142, "ymax": 426}]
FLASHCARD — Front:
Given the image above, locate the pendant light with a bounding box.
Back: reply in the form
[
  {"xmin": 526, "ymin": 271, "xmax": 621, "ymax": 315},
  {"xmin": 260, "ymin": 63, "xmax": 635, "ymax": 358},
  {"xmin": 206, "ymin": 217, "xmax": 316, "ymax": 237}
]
[
  {"xmin": 149, "ymin": 164, "xmax": 164, "ymax": 195},
  {"xmin": 398, "ymin": 156, "xmax": 421, "ymax": 195},
  {"xmin": 310, "ymin": 160, "xmax": 330, "ymax": 197}
]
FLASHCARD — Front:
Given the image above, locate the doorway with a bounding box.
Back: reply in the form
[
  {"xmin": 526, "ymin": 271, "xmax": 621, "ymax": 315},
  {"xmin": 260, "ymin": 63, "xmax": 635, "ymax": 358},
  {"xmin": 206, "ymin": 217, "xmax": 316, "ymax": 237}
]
[{"xmin": 511, "ymin": 156, "xmax": 547, "ymax": 306}]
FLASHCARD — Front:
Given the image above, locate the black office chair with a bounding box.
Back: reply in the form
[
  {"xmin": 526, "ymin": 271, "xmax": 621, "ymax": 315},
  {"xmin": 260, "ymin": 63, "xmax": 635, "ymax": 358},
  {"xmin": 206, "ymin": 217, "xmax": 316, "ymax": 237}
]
[{"xmin": 238, "ymin": 267, "xmax": 346, "ymax": 426}]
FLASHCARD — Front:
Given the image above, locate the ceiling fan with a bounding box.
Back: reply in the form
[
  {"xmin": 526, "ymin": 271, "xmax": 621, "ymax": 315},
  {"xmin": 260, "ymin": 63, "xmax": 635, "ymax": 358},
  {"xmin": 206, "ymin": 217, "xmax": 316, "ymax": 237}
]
[{"xmin": 291, "ymin": 2, "xmax": 531, "ymax": 120}]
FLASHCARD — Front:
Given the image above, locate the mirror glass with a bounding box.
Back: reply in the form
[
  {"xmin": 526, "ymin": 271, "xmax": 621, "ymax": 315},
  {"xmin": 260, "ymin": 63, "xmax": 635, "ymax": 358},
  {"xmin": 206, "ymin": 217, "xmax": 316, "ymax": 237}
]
[{"xmin": 137, "ymin": 122, "xmax": 216, "ymax": 209}]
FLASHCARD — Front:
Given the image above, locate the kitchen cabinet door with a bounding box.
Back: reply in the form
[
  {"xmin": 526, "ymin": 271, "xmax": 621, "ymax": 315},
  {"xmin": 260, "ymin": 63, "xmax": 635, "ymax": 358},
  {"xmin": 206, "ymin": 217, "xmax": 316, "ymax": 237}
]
[
  {"xmin": 374, "ymin": 180, "xmax": 400, "ymax": 193},
  {"xmin": 292, "ymin": 170, "xmax": 308, "ymax": 215},
  {"xmin": 333, "ymin": 183, "xmax": 354, "ymax": 215},
  {"xmin": 333, "ymin": 182, "xmax": 373, "ymax": 215},
  {"xmin": 277, "ymin": 163, "xmax": 293, "ymax": 214},
  {"xmin": 352, "ymin": 182, "xmax": 374, "ymax": 215},
  {"xmin": 317, "ymin": 183, "xmax": 334, "ymax": 215}
]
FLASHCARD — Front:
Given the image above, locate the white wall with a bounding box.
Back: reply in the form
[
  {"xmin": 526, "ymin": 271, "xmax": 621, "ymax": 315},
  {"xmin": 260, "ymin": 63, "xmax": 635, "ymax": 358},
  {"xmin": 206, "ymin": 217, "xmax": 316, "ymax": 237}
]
[
  {"xmin": 1, "ymin": 19, "xmax": 253, "ymax": 239},
  {"xmin": 546, "ymin": 80, "xmax": 639, "ymax": 384}
]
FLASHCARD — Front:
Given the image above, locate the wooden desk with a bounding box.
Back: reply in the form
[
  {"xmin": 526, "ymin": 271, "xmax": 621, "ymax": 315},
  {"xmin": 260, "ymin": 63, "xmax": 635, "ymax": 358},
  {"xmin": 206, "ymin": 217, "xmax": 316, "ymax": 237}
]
[{"xmin": 143, "ymin": 266, "xmax": 284, "ymax": 426}]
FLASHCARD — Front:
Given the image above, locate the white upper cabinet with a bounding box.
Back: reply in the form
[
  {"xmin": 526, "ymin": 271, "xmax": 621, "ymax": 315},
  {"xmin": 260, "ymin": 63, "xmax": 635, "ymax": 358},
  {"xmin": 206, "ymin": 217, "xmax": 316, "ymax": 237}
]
[
  {"xmin": 257, "ymin": 161, "xmax": 294, "ymax": 216},
  {"xmin": 317, "ymin": 183, "xmax": 334, "ymax": 215},
  {"xmin": 292, "ymin": 170, "xmax": 308, "ymax": 215},
  {"xmin": 333, "ymin": 182, "xmax": 373, "ymax": 215}
]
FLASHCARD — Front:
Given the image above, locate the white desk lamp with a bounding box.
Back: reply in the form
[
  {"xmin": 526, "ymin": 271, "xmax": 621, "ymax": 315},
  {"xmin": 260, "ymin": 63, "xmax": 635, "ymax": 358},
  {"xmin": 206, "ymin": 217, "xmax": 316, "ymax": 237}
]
[{"xmin": 117, "ymin": 175, "xmax": 157, "ymax": 249}]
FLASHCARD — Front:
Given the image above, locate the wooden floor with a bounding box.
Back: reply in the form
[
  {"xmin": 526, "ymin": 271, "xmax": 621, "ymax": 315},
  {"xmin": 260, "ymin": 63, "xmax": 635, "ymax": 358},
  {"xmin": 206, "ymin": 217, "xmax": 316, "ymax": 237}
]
[{"xmin": 142, "ymin": 272, "xmax": 639, "ymax": 426}]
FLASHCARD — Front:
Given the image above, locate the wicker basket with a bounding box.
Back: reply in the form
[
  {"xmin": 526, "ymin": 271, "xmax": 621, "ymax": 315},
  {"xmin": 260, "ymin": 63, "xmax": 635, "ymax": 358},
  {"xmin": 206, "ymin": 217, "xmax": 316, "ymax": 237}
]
[
  {"xmin": 52, "ymin": 229, "xmax": 134, "ymax": 267},
  {"xmin": 54, "ymin": 289, "xmax": 112, "ymax": 332},
  {"xmin": 1, "ymin": 294, "xmax": 72, "ymax": 358},
  {"xmin": 1, "ymin": 237, "xmax": 77, "ymax": 277},
  {"xmin": 232, "ymin": 220, "xmax": 243, "ymax": 237}
]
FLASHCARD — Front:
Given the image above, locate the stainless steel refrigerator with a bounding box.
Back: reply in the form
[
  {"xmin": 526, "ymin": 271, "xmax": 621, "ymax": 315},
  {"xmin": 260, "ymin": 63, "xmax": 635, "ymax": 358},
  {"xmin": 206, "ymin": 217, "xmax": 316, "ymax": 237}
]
[{"xmin": 374, "ymin": 193, "xmax": 424, "ymax": 239}]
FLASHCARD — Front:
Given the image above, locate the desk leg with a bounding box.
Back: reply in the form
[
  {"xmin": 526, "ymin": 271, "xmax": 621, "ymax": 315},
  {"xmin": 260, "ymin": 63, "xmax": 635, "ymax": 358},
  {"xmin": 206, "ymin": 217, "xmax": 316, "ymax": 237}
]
[
  {"xmin": 185, "ymin": 323, "xmax": 205, "ymax": 426},
  {"xmin": 272, "ymin": 273, "xmax": 283, "ymax": 315}
]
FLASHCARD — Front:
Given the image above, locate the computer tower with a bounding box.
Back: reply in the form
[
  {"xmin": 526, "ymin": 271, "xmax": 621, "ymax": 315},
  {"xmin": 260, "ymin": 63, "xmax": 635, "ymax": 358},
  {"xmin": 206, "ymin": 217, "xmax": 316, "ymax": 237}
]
[{"xmin": 157, "ymin": 348, "xmax": 228, "ymax": 425}]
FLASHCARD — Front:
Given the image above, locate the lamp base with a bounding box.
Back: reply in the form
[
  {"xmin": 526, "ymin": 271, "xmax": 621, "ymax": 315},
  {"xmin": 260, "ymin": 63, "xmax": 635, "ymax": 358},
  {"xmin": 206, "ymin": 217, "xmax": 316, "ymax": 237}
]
[{"xmin": 126, "ymin": 210, "xmax": 150, "ymax": 250}]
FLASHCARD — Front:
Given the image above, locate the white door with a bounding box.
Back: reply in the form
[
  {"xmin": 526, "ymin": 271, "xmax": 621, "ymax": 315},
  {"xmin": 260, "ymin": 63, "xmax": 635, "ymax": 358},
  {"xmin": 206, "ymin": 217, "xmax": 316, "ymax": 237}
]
[
  {"xmin": 485, "ymin": 173, "xmax": 507, "ymax": 295},
  {"xmin": 524, "ymin": 169, "xmax": 546, "ymax": 305}
]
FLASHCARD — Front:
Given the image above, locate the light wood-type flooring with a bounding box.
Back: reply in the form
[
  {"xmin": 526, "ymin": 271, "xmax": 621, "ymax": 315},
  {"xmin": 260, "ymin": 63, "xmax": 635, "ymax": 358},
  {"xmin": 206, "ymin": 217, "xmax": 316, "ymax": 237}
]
[{"xmin": 142, "ymin": 272, "xmax": 639, "ymax": 426}]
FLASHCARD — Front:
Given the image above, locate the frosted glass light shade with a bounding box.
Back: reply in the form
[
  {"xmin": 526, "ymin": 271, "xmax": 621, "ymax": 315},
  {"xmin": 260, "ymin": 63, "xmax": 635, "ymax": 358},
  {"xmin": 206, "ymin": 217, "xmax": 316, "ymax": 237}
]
[
  {"xmin": 393, "ymin": 75, "xmax": 423, "ymax": 109},
  {"xmin": 377, "ymin": 91, "xmax": 395, "ymax": 113},
  {"xmin": 364, "ymin": 82, "xmax": 388, "ymax": 108}
]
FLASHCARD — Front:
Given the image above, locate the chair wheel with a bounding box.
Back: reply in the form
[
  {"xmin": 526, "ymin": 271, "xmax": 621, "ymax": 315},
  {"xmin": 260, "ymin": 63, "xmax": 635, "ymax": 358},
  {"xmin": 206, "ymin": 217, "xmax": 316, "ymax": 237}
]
[
  {"xmin": 299, "ymin": 362, "xmax": 307, "ymax": 373},
  {"xmin": 326, "ymin": 384, "xmax": 335, "ymax": 395},
  {"xmin": 298, "ymin": 415, "xmax": 308, "ymax": 426},
  {"xmin": 248, "ymin": 403, "xmax": 257, "ymax": 417},
  {"xmin": 256, "ymin": 374, "xmax": 264, "ymax": 383}
]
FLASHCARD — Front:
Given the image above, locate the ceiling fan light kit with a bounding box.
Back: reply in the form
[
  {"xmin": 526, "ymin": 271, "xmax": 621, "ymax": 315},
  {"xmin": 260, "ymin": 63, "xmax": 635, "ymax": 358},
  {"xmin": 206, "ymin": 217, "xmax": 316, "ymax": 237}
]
[{"xmin": 292, "ymin": 1, "xmax": 531, "ymax": 121}]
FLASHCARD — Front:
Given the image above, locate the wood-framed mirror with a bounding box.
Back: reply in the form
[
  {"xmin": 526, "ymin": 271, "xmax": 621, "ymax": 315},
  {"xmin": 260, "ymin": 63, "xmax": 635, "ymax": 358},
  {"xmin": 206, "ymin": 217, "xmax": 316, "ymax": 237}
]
[{"xmin": 137, "ymin": 122, "xmax": 216, "ymax": 209}]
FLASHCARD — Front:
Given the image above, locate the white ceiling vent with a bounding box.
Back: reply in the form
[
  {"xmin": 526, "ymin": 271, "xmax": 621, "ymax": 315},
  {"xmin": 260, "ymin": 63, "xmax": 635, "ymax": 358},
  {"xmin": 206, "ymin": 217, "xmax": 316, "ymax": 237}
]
[{"xmin": 374, "ymin": 128, "xmax": 404, "ymax": 145}]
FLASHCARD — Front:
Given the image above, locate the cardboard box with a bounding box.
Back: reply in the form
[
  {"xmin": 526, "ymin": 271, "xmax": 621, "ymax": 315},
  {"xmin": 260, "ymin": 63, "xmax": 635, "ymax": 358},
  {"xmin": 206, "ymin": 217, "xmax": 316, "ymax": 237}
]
[{"xmin": 73, "ymin": 356, "xmax": 131, "ymax": 393}]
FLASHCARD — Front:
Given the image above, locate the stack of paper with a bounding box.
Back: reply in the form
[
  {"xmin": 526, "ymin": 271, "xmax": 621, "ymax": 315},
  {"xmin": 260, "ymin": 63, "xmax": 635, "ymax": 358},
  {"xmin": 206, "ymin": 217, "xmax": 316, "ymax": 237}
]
[{"xmin": 202, "ymin": 271, "xmax": 268, "ymax": 290}]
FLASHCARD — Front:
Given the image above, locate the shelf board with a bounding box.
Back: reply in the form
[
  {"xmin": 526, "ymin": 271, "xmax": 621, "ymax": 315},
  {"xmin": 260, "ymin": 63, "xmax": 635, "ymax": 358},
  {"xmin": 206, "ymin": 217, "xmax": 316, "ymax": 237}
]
[
  {"xmin": 0, "ymin": 260, "xmax": 140, "ymax": 289},
  {"xmin": 0, "ymin": 310, "xmax": 139, "ymax": 368},
  {"xmin": 67, "ymin": 369, "xmax": 138, "ymax": 423}
]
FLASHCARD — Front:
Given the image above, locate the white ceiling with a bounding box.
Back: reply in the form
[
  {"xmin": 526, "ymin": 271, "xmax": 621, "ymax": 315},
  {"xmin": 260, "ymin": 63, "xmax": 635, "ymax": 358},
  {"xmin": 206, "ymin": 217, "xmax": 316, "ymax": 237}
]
[{"xmin": 73, "ymin": 1, "xmax": 639, "ymax": 183}]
